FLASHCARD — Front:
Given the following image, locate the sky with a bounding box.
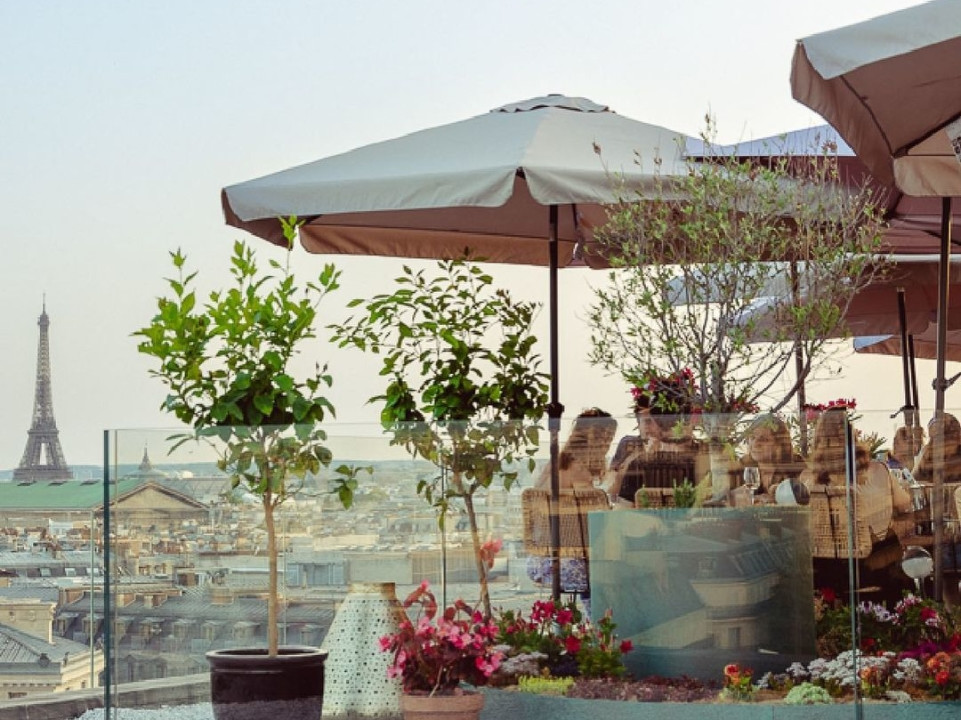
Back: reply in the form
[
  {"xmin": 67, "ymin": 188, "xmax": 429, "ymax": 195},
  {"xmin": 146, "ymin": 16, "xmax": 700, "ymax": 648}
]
[{"xmin": 0, "ymin": 0, "xmax": 939, "ymax": 468}]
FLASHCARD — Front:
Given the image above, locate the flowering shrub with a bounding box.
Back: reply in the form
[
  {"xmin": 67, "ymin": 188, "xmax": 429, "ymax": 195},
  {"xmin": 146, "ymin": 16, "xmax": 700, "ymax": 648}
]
[
  {"xmin": 494, "ymin": 598, "xmax": 632, "ymax": 679},
  {"xmin": 379, "ymin": 581, "xmax": 503, "ymax": 696},
  {"xmin": 719, "ymin": 663, "xmax": 755, "ymax": 701},
  {"xmin": 803, "ymin": 398, "xmax": 857, "ymax": 421},
  {"xmin": 925, "ymin": 651, "xmax": 961, "ymax": 699},
  {"xmin": 630, "ymin": 367, "xmax": 759, "ymax": 416},
  {"xmin": 760, "ymin": 591, "xmax": 961, "ymax": 700},
  {"xmin": 815, "ymin": 589, "xmax": 959, "ymax": 658},
  {"xmin": 631, "ymin": 368, "xmax": 698, "ymax": 415}
]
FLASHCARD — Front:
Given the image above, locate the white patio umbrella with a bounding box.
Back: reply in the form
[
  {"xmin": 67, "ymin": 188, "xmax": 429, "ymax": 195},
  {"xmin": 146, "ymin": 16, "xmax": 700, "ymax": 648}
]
[
  {"xmin": 792, "ymin": 0, "xmax": 961, "ymax": 598},
  {"xmin": 222, "ymin": 94, "xmax": 694, "ymax": 599}
]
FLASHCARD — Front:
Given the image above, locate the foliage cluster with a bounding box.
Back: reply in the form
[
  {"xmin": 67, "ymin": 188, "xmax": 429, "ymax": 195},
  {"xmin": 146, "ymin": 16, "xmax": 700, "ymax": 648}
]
[
  {"xmin": 134, "ymin": 222, "xmax": 355, "ymax": 655},
  {"xmin": 379, "ymin": 581, "xmax": 503, "ymax": 696},
  {"xmin": 719, "ymin": 663, "xmax": 755, "ymax": 702},
  {"xmin": 516, "ymin": 675, "xmax": 575, "ymax": 695},
  {"xmin": 331, "ymin": 258, "xmax": 549, "ymax": 616},
  {"xmin": 493, "ymin": 598, "xmax": 632, "ymax": 680},
  {"xmin": 753, "ymin": 591, "xmax": 961, "ymax": 701},
  {"xmin": 587, "ymin": 120, "xmax": 888, "ymax": 438}
]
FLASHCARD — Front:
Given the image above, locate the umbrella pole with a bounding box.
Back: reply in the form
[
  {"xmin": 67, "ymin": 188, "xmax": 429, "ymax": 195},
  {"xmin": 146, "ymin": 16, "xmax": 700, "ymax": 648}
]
[
  {"xmin": 790, "ymin": 262, "xmax": 810, "ymax": 455},
  {"xmin": 547, "ymin": 204, "xmax": 565, "ymax": 602},
  {"xmin": 933, "ymin": 197, "xmax": 953, "ymax": 601},
  {"xmin": 909, "ymin": 335, "xmax": 921, "ymax": 454},
  {"xmin": 897, "ymin": 289, "xmax": 915, "ymax": 429}
]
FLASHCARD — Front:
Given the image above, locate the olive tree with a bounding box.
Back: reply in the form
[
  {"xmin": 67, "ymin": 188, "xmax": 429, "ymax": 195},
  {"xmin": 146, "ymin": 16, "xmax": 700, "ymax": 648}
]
[{"xmin": 587, "ymin": 122, "xmax": 889, "ymax": 447}]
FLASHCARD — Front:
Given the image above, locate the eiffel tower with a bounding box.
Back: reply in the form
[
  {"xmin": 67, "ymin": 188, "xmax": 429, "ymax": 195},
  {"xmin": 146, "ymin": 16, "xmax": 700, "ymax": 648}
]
[{"xmin": 13, "ymin": 300, "xmax": 72, "ymax": 481}]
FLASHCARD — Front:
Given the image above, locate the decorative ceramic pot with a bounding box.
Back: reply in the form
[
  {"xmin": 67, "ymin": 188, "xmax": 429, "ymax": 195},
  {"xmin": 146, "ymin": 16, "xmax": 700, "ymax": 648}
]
[
  {"xmin": 400, "ymin": 691, "xmax": 485, "ymax": 720},
  {"xmin": 206, "ymin": 645, "xmax": 327, "ymax": 720},
  {"xmin": 323, "ymin": 582, "xmax": 406, "ymax": 718}
]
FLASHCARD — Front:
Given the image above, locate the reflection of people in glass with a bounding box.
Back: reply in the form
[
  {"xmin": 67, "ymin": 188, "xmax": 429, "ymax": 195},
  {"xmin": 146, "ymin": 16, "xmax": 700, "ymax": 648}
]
[
  {"xmin": 914, "ymin": 413, "xmax": 961, "ymax": 485},
  {"xmin": 527, "ymin": 408, "xmax": 617, "ymax": 608},
  {"xmin": 800, "ymin": 408, "xmax": 912, "ymax": 523},
  {"xmin": 739, "ymin": 413, "xmax": 807, "ymax": 505},
  {"xmin": 891, "ymin": 424, "xmax": 924, "ymax": 472},
  {"xmin": 534, "ymin": 408, "xmax": 618, "ymax": 490},
  {"xmin": 608, "ymin": 373, "xmax": 710, "ymax": 506}
]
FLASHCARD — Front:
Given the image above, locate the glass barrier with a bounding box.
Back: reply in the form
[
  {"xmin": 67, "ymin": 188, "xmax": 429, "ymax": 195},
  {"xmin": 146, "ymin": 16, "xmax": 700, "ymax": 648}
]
[{"xmin": 6, "ymin": 406, "xmax": 960, "ymax": 707}]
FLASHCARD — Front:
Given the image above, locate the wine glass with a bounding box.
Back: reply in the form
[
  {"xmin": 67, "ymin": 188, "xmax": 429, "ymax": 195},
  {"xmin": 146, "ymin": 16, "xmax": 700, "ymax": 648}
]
[{"xmin": 742, "ymin": 467, "xmax": 761, "ymax": 505}]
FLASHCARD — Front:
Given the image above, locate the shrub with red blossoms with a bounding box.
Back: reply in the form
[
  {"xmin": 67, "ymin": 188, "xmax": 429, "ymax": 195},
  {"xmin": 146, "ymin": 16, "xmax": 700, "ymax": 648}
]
[
  {"xmin": 494, "ymin": 598, "xmax": 632, "ymax": 679},
  {"xmin": 379, "ymin": 581, "xmax": 503, "ymax": 696}
]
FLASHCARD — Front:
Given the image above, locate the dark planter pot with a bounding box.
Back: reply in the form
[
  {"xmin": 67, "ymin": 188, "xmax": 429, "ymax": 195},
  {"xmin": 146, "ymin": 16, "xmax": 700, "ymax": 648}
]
[{"xmin": 206, "ymin": 645, "xmax": 328, "ymax": 720}]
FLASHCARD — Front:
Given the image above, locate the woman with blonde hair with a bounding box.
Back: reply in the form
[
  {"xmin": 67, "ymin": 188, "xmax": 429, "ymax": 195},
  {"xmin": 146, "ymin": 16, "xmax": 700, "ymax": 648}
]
[
  {"xmin": 800, "ymin": 408, "xmax": 912, "ymax": 522},
  {"xmin": 740, "ymin": 413, "xmax": 807, "ymax": 505}
]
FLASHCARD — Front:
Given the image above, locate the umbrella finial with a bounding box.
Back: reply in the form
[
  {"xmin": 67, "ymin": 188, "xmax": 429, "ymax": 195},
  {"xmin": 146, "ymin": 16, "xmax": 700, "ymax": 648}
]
[{"xmin": 492, "ymin": 95, "xmax": 610, "ymax": 114}]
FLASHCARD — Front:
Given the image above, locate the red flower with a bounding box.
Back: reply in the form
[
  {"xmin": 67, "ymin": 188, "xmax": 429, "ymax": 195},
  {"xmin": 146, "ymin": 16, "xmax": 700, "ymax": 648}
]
[
  {"xmin": 564, "ymin": 635, "xmax": 582, "ymax": 654},
  {"xmin": 619, "ymin": 639, "xmax": 634, "ymax": 653}
]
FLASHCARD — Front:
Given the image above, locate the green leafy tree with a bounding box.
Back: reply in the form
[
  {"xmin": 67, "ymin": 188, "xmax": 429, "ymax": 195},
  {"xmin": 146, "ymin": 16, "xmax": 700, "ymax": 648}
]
[
  {"xmin": 331, "ymin": 258, "xmax": 549, "ymax": 617},
  {"xmin": 134, "ymin": 220, "xmax": 355, "ymax": 656},
  {"xmin": 588, "ymin": 120, "xmax": 888, "ymax": 446}
]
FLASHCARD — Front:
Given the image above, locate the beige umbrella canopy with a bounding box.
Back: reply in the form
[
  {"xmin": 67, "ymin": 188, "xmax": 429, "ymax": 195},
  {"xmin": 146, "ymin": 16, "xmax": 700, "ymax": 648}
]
[
  {"xmin": 223, "ymin": 94, "xmax": 690, "ymax": 265},
  {"xmin": 791, "ymin": 1, "xmax": 961, "ymax": 599},
  {"xmin": 855, "ymin": 324, "xmax": 961, "ymax": 364},
  {"xmin": 791, "ymin": 0, "xmax": 961, "ymax": 197},
  {"xmin": 222, "ymin": 94, "xmax": 694, "ymax": 599}
]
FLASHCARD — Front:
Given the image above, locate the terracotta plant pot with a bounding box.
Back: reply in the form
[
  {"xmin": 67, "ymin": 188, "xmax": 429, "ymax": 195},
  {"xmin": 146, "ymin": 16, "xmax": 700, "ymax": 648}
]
[
  {"xmin": 206, "ymin": 645, "xmax": 327, "ymax": 720},
  {"xmin": 400, "ymin": 691, "xmax": 485, "ymax": 720}
]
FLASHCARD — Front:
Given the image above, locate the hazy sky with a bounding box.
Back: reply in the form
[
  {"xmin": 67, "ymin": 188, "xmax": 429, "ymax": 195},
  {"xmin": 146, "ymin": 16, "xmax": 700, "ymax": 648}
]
[{"xmin": 0, "ymin": 0, "xmax": 936, "ymax": 467}]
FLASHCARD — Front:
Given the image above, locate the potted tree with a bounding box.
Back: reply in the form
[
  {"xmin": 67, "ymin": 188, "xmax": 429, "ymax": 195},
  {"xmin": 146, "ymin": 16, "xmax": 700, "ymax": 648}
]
[
  {"xmin": 331, "ymin": 258, "xmax": 549, "ymax": 618},
  {"xmin": 587, "ymin": 121, "xmax": 889, "ymax": 471},
  {"xmin": 134, "ymin": 219, "xmax": 356, "ymax": 720}
]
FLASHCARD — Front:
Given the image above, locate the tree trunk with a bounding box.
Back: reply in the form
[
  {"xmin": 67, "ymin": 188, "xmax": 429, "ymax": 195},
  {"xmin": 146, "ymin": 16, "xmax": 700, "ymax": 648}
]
[
  {"xmin": 462, "ymin": 493, "xmax": 491, "ymax": 619},
  {"xmin": 264, "ymin": 493, "xmax": 279, "ymax": 656}
]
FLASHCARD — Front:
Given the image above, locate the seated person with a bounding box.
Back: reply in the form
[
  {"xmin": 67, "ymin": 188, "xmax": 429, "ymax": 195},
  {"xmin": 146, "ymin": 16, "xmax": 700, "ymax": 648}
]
[
  {"xmin": 526, "ymin": 408, "xmax": 617, "ymax": 608},
  {"xmin": 534, "ymin": 407, "xmax": 618, "ymax": 491},
  {"xmin": 890, "ymin": 423, "xmax": 924, "ymax": 473},
  {"xmin": 914, "ymin": 413, "xmax": 961, "ymax": 486},
  {"xmin": 800, "ymin": 408, "xmax": 912, "ymax": 532},
  {"xmin": 608, "ymin": 373, "xmax": 712, "ymax": 507},
  {"xmin": 739, "ymin": 413, "xmax": 808, "ymax": 505}
]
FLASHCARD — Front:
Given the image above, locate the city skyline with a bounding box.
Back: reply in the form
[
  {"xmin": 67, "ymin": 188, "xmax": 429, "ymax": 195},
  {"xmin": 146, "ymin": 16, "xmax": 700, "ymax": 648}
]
[{"xmin": 0, "ymin": 1, "xmax": 934, "ymax": 468}]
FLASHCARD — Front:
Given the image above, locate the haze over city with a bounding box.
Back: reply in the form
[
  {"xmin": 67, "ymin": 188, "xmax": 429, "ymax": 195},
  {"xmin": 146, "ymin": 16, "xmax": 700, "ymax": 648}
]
[{"xmin": 1, "ymin": 0, "xmax": 934, "ymax": 469}]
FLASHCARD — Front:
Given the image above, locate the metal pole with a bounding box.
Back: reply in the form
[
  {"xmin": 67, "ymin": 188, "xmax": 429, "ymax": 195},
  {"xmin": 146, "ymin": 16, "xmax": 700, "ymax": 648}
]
[
  {"xmin": 843, "ymin": 416, "xmax": 862, "ymax": 717},
  {"xmin": 790, "ymin": 262, "xmax": 809, "ymax": 455},
  {"xmin": 933, "ymin": 197, "xmax": 953, "ymax": 601},
  {"xmin": 548, "ymin": 205, "xmax": 565, "ymax": 602},
  {"xmin": 897, "ymin": 289, "xmax": 915, "ymax": 429},
  {"xmin": 90, "ymin": 510, "xmax": 95, "ymax": 689},
  {"xmin": 102, "ymin": 431, "xmax": 112, "ymax": 719}
]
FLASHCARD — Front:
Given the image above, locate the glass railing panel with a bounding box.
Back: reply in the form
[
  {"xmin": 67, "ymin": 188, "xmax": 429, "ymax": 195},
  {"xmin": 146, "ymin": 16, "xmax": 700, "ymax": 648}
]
[{"xmin": 78, "ymin": 406, "xmax": 961, "ymax": 707}]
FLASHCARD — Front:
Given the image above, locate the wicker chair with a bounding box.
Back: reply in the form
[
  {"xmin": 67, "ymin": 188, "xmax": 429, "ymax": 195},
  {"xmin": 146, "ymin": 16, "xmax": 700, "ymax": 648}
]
[
  {"xmin": 956, "ymin": 485, "xmax": 961, "ymax": 522},
  {"xmin": 809, "ymin": 485, "xmax": 877, "ymax": 560},
  {"xmin": 634, "ymin": 487, "xmax": 676, "ymax": 508},
  {"xmin": 520, "ymin": 488, "xmax": 609, "ymax": 592},
  {"xmin": 808, "ymin": 484, "xmax": 910, "ymax": 603}
]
